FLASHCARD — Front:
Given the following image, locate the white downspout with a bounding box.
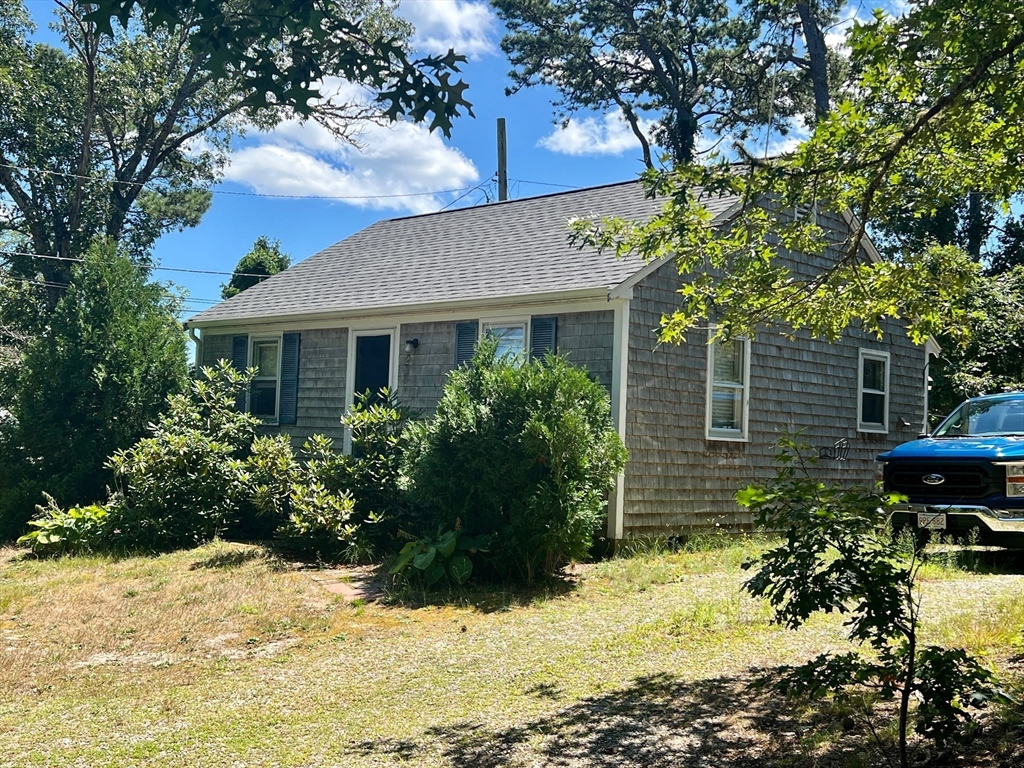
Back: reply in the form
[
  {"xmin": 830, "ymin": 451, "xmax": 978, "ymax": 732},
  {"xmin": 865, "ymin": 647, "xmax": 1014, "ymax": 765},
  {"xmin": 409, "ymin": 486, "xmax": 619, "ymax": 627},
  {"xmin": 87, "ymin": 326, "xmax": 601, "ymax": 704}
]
[
  {"xmin": 924, "ymin": 337, "xmax": 942, "ymax": 433},
  {"xmin": 186, "ymin": 325, "xmax": 202, "ymax": 372}
]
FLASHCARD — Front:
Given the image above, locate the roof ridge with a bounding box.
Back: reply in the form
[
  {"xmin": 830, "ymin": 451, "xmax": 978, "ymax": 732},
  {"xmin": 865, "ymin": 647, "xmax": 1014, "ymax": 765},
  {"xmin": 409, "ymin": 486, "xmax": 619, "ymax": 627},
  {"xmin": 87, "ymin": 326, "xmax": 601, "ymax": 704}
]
[{"xmin": 382, "ymin": 178, "xmax": 643, "ymax": 224}]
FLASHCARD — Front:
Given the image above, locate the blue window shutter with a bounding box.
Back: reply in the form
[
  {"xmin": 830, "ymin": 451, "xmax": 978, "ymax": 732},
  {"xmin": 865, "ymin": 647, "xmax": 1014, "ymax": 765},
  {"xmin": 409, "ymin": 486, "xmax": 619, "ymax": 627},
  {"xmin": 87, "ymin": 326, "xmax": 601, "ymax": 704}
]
[
  {"xmin": 530, "ymin": 316, "xmax": 557, "ymax": 360},
  {"xmin": 279, "ymin": 333, "xmax": 301, "ymax": 425},
  {"xmin": 455, "ymin": 321, "xmax": 478, "ymax": 366},
  {"xmin": 231, "ymin": 335, "xmax": 249, "ymax": 371}
]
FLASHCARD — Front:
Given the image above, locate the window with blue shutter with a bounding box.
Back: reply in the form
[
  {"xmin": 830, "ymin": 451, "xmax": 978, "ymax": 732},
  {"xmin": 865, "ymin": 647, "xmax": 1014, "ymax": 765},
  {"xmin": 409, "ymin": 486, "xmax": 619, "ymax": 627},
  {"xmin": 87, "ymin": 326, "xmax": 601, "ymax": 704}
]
[
  {"xmin": 279, "ymin": 333, "xmax": 301, "ymax": 425},
  {"xmin": 455, "ymin": 321, "xmax": 479, "ymax": 366},
  {"xmin": 530, "ymin": 316, "xmax": 557, "ymax": 360}
]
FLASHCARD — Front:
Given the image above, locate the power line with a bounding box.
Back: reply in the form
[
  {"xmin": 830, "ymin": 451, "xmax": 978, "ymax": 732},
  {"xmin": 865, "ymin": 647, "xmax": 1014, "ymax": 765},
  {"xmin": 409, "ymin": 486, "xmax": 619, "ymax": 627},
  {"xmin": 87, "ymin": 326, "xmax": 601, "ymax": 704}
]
[
  {"xmin": 0, "ymin": 275, "xmax": 72, "ymax": 291},
  {"xmin": 510, "ymin": 178, "xmax": 581, "ymax": 190},
  {"xmin": 0, "ymin": 162, "xmax": 475, "ymax": 201},
  {"xmin": 0, "ymin": 272, "xmax": 223, "ymax": 304},
  {"xmin": 4, "ymin": 251, "xmax": 278, "ymax": 280},
  {"xmin": 440, "ymin": 178, "xmax": 493, "ymax": 211}
]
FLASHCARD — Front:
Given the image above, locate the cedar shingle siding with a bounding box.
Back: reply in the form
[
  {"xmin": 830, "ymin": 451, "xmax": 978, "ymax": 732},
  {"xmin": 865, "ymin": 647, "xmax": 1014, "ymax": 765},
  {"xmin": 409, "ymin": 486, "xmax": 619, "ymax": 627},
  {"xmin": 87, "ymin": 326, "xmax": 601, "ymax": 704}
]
[
  {"xmin": 398, "ymin": 320, "xmax": 459, "ymax": 417},
  {"xmin": 200, "ymin": 311, "xmax": 617, "ymax": 441},
  {"xmin": 622, "ymin": 261, "xmax": 924, "ymax": 534},
  {"xmin": 189, "ymin": 182, "xmax": 928, "ymax": 537},
  {"xmin": 203, "ymin": 328, "xmax": 348, "ymax": 445},
  {"xmin": 555, "ymin": 311, "xmax": 615, "ymax": 390}
]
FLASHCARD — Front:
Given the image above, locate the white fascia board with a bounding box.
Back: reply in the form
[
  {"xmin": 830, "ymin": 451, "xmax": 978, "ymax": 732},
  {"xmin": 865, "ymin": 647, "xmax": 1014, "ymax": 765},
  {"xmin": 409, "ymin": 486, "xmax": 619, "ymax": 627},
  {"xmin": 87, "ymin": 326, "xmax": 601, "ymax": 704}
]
[
  {"xmin": 187, "ymin": 288, "xmax": 612, "ymax": 335},
  {"xmin": 607, "ymin": 296, "xmax": 630, "ymax": 541},
  {"xmin": 838, "ymin": 212, "xmax": 942, "ymax": 359},
  {"xmin": 840, "ymin": 209, "xmax": 882, "ymax": 264}
]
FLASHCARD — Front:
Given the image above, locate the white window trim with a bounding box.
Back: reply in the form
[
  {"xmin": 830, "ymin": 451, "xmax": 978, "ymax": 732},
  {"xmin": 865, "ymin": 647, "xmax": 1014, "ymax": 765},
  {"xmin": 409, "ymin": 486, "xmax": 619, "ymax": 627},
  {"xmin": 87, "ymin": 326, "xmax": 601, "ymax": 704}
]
[
  {"xmin": 344, "ymin": 327, "xmax": 399, "ymax": 453},
  {"xmin": 705, "ymin": 329, "xmax": 751, "ymax": 442},
  {"xmin": 858, "ymin": 348, "xmax": 891, "ymax": 434},
  {"xmin": 481, "ymin": 318, "xmax": 529, "ymax": 360},
  {"xmin": 249, "ymin": 334, "xmax": 283, "ymax": 425}
]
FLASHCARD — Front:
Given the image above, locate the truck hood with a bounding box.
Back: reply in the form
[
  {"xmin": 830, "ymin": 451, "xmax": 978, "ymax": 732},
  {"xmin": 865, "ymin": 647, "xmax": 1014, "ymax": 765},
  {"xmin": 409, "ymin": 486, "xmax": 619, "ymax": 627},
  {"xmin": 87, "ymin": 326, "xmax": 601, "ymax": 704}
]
[{"xmin": 878, "ymin": 437, "xmax": 1024, "ymax": 462}]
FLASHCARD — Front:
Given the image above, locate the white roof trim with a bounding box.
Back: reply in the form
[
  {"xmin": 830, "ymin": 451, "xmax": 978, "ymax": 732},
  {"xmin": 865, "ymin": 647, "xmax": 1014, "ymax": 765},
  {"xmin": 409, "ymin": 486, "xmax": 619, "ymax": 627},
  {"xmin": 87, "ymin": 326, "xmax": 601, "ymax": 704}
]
[
  {"xmin": 840, "ymin": 209, "xmax": 882, "ymax": 264},
  {"xmin": 186, "ymin": 287, "xmax": 611, "ymax": 331}
]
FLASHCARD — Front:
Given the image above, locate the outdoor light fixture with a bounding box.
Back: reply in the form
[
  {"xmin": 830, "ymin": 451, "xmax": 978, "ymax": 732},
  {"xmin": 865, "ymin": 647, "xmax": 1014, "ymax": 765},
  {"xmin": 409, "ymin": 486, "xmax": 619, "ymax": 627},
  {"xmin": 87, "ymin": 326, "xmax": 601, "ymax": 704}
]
[{"xmin": 403, "ymin": 338, "xmax": 419, "ymax": 366}]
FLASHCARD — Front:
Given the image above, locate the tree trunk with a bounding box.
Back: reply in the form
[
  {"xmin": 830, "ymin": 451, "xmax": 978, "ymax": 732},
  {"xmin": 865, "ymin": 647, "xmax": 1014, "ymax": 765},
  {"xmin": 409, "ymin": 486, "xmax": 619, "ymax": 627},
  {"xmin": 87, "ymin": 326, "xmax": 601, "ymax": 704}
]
[
  {"xmin": 796, "ymin": 3, "xmax": 830, "ymax": 120},
  {"xmin": 967, "ymin": 191, "xmax": 985, "ymax": 260}
]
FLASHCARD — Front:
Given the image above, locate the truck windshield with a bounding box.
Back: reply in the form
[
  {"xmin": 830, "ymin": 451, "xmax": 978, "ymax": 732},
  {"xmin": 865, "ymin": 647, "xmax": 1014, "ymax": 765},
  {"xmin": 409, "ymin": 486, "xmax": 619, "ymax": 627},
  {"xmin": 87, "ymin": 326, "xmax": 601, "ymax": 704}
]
[{"xmin": 933, "ymin": 397, "xmax": 1024, "ymax": 437}]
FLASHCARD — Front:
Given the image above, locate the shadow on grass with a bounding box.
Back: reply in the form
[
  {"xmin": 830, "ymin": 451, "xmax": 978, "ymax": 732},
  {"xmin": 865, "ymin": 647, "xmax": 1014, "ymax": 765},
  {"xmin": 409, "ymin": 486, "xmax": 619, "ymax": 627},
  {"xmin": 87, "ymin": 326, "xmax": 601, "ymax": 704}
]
[
  {"xmin": 921, "ymin": 546, "xmax": 1024, "ymax": 575},
  {"xmin": 381, "ymin": 572, "xmax": 580, "ymax": 613},
  {"xmin": 188, "ymin": 548, "xmax": 268, "ymax": 570},
  {"xmin": 343, "ymin": 670, "xmax": 890, "ymax": 767}
]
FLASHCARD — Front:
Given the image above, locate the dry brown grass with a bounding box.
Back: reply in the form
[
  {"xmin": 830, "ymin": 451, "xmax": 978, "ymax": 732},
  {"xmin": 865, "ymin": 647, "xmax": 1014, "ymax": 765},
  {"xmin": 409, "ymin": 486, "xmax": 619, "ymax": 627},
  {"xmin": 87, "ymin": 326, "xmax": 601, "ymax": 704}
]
[
  {"xmin": 1, "ymin": 539, "xmax": 1023, "ymax": 767},
  {"xmin": 0, "ymin": 541, "xmax": 338, "ymax": 699}
]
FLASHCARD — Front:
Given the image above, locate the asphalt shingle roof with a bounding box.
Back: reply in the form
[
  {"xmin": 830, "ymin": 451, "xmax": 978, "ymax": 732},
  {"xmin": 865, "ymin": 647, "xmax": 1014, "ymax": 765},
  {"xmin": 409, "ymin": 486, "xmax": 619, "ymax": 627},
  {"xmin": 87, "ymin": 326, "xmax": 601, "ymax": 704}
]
[{"xmin": 187, "ymin": 180, "xmax": 738, "ymax": 325}]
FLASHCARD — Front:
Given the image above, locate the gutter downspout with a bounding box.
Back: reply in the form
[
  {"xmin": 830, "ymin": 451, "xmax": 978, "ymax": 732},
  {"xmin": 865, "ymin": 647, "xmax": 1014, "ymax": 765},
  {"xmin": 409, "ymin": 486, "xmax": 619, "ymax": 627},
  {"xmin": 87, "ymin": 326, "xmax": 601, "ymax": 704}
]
[
  {"xmin": 923, "ymin": 337, "xmax": 942, "ymax": 434},
  {"xmin": 186, "ymin": 324, "xmax": 202, "ymax": 372}
]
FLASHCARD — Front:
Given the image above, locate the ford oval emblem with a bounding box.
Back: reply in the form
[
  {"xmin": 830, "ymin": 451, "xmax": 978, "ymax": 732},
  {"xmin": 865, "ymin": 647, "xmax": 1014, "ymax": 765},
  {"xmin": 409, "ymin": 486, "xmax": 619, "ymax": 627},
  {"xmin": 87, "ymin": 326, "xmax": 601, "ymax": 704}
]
[{"xmin": 922, "ymin": 474, "xmax": 946, "ymax": 486}]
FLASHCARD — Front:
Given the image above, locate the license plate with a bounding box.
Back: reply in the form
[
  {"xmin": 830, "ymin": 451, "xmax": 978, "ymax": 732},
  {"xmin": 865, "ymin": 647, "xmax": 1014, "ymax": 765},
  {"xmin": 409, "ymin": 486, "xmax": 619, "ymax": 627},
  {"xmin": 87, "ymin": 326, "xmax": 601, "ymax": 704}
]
[{"xmin": 918, "ymin": 512, "xmax": 947, "ymax": 530}]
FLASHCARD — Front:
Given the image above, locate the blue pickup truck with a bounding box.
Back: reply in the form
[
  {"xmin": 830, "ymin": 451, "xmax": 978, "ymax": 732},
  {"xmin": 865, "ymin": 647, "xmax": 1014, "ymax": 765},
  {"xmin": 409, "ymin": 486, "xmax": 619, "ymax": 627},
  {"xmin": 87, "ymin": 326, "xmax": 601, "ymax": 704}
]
[{"xmin": 877, "ymin": 392, "xmax": 1024, "ymax": 547}]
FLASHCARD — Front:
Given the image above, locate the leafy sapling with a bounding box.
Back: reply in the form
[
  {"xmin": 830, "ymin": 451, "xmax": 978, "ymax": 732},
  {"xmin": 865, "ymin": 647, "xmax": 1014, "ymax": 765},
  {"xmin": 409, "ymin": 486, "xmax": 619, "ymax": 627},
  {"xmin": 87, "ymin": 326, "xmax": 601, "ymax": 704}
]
[{"xmin": 738, "ymin": 436, "xmax": 1006, "ymax": 768}]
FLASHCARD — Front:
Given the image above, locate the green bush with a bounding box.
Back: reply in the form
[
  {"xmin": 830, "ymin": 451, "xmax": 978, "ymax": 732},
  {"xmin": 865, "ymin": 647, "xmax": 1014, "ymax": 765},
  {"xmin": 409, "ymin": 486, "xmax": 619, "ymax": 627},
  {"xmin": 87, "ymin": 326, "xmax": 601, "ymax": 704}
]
[
  {"xmin": 389, "ymin": 527, "xmax": 489, "ymax": 586},
  {"xmin": 18, "ymin": 362, "xmax": 409, "ymax": 559},
  {"xmin": 17, "ymin": 495, "xmax": 112, "ymax": 556},
  {"xmin": 342, "ymin": 390, "xmax": 429, "ymax": 544},
  {"xmin": 104, "ymin": 361, "xmax": 262, "ymax": 550},
  {"xmin": 406, "ymin": 338, "xmax": 627, "ymax": 582},
  {"xmin": 0, "ymin": 242, "xmax": 188, "ymax": 540},
  {"xmin": 291, "ymin": 393, "xmax": 428, "ymax": 558},
  {"xmin": 275, "ymin": 480, "xmax": 357, "ymax": 559}
]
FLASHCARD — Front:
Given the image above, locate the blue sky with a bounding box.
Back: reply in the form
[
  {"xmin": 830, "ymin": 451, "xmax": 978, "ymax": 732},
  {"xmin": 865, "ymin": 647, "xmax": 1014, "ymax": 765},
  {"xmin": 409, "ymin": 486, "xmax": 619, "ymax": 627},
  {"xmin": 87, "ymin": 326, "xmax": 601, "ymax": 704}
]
[{"xmin": 22, "ymin": 0, "xmax": 876, "ymax": 319}]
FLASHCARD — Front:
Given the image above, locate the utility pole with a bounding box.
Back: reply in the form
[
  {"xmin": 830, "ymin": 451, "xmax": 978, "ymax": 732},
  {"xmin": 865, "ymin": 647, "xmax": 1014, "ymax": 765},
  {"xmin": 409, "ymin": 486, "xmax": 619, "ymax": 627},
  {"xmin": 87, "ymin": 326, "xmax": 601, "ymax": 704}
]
[{"xmin": 497, "ymin": 117, "xmax": 508, "ymax": 202}]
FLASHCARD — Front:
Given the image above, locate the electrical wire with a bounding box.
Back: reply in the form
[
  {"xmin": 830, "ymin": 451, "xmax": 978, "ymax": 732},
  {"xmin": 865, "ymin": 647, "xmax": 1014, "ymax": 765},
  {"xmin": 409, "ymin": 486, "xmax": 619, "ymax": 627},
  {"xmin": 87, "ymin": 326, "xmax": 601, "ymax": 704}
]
[
  {"xmin": 3, "ymin": 251, "xmax": 279, "ymax": 280},
  {"xmin": 509, "ymin": 178, "xmax": 581, "ymax": 190},
  {"xmin": 439, "ymin": 178, "xmax": 493, "ymax": 211},
  {"xmin": 0, "ymin": 162, "xmax": 476, "ymax": 201},
  {"xmin": 0, "ymin": 272, "xmax": 223, "ymax": 304}
]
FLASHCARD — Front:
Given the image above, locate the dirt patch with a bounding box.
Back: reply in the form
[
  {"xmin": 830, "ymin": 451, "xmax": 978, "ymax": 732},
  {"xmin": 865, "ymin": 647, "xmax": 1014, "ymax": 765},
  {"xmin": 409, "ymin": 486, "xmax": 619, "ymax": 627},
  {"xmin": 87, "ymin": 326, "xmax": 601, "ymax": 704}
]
[{"xmin": 306, "ymin": 564, "xmax": 387, "ymax": 603}]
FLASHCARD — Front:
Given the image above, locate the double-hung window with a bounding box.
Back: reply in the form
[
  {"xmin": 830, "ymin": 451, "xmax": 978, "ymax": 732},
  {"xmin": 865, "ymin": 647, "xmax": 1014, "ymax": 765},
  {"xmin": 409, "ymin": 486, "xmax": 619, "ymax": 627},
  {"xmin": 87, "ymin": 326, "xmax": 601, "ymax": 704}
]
[
  {"xmin": 858, "ymin": 349, "xmax": 889, "ymax": 433},
  {"xmin": 250, "ymin": 337, "xmax": 281, "ymax": 421},
  {"xmin": 483, "ymin": 322, "xmax": 527, "ymax": 362},
  {"xmin": 706, "ymin": 334, "xmax": 749, "ymax": 440}
]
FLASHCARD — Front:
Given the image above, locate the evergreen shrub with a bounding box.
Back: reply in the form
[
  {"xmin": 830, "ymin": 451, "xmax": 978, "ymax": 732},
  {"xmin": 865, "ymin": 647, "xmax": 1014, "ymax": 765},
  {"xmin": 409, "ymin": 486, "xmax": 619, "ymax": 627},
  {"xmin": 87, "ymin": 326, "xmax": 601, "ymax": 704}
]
[{"xmin": 406, "ymin": 339, "xmax": 627, "ymax": 582}]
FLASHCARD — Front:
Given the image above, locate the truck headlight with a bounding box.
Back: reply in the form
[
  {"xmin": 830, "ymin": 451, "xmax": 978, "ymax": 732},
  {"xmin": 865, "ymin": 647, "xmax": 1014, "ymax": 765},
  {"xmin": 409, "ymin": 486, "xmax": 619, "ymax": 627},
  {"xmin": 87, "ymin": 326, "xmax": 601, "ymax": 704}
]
[{"xmin": 997, "ymin": 462, "xmax": 1024, "ymax": 498}]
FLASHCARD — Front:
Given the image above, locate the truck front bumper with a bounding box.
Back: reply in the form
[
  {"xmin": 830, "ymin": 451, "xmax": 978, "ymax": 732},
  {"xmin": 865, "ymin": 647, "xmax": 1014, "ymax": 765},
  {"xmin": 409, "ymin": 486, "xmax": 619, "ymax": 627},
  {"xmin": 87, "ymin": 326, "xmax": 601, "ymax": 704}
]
[{"xmin": 892, "ymin": 504, "xmax": 1024, "ymax": 548}]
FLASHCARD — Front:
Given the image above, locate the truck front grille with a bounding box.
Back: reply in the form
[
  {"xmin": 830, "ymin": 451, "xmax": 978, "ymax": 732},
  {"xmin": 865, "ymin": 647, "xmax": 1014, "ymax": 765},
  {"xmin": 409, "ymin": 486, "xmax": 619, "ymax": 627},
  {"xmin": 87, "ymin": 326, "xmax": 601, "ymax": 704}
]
[{"xmin": 886, "ymin": 463, "xmax": 999, "ymax": 500}]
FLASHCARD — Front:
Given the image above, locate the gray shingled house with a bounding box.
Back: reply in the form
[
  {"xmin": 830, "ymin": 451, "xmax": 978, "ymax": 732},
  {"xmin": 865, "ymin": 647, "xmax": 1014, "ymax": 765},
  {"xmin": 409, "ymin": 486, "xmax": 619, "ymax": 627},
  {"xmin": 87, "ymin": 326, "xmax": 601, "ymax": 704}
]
[{"xmin": 185, "ymin": 180, "xmax": 934, "ymax": 539}]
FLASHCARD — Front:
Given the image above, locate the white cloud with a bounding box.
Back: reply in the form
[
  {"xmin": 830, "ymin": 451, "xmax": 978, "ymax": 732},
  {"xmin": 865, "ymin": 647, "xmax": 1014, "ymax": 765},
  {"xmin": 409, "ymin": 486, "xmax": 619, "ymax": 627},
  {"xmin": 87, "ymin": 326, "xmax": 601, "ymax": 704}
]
[
  {"xmin": 223, "ymin": 82, "xmax": 479, "ymax": 215},
  {"xmin": 400, "ymin": 0, "xmax": 498, "ymax": 58},
  {"xmin": 538, "ymin": 113, "xmax": 655, "ymax": 157}
]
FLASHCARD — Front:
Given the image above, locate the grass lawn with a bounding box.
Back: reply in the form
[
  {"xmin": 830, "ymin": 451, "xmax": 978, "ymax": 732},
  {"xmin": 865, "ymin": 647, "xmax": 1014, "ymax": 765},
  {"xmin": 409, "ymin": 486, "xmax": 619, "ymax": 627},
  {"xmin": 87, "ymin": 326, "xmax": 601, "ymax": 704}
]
[{"xmin": 2, "ymin": 538, "xmax": 1023, "ymax": 767}]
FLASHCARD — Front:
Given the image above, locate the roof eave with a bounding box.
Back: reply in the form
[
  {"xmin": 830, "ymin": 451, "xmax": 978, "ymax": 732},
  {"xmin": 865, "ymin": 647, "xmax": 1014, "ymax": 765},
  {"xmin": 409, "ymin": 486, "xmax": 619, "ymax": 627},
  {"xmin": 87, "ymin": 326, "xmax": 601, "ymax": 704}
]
[{"xmin": 185, "ymin": 286, "xmax": 614, "ymax": 331}]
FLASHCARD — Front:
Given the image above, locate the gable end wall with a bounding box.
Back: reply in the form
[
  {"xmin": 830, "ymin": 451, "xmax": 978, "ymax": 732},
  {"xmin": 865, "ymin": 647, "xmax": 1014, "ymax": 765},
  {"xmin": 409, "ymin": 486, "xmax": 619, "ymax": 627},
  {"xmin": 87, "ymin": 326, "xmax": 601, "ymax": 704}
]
[{"xmin": 623, "ymin": 244, "xmax": 925, "ymax": 536}]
